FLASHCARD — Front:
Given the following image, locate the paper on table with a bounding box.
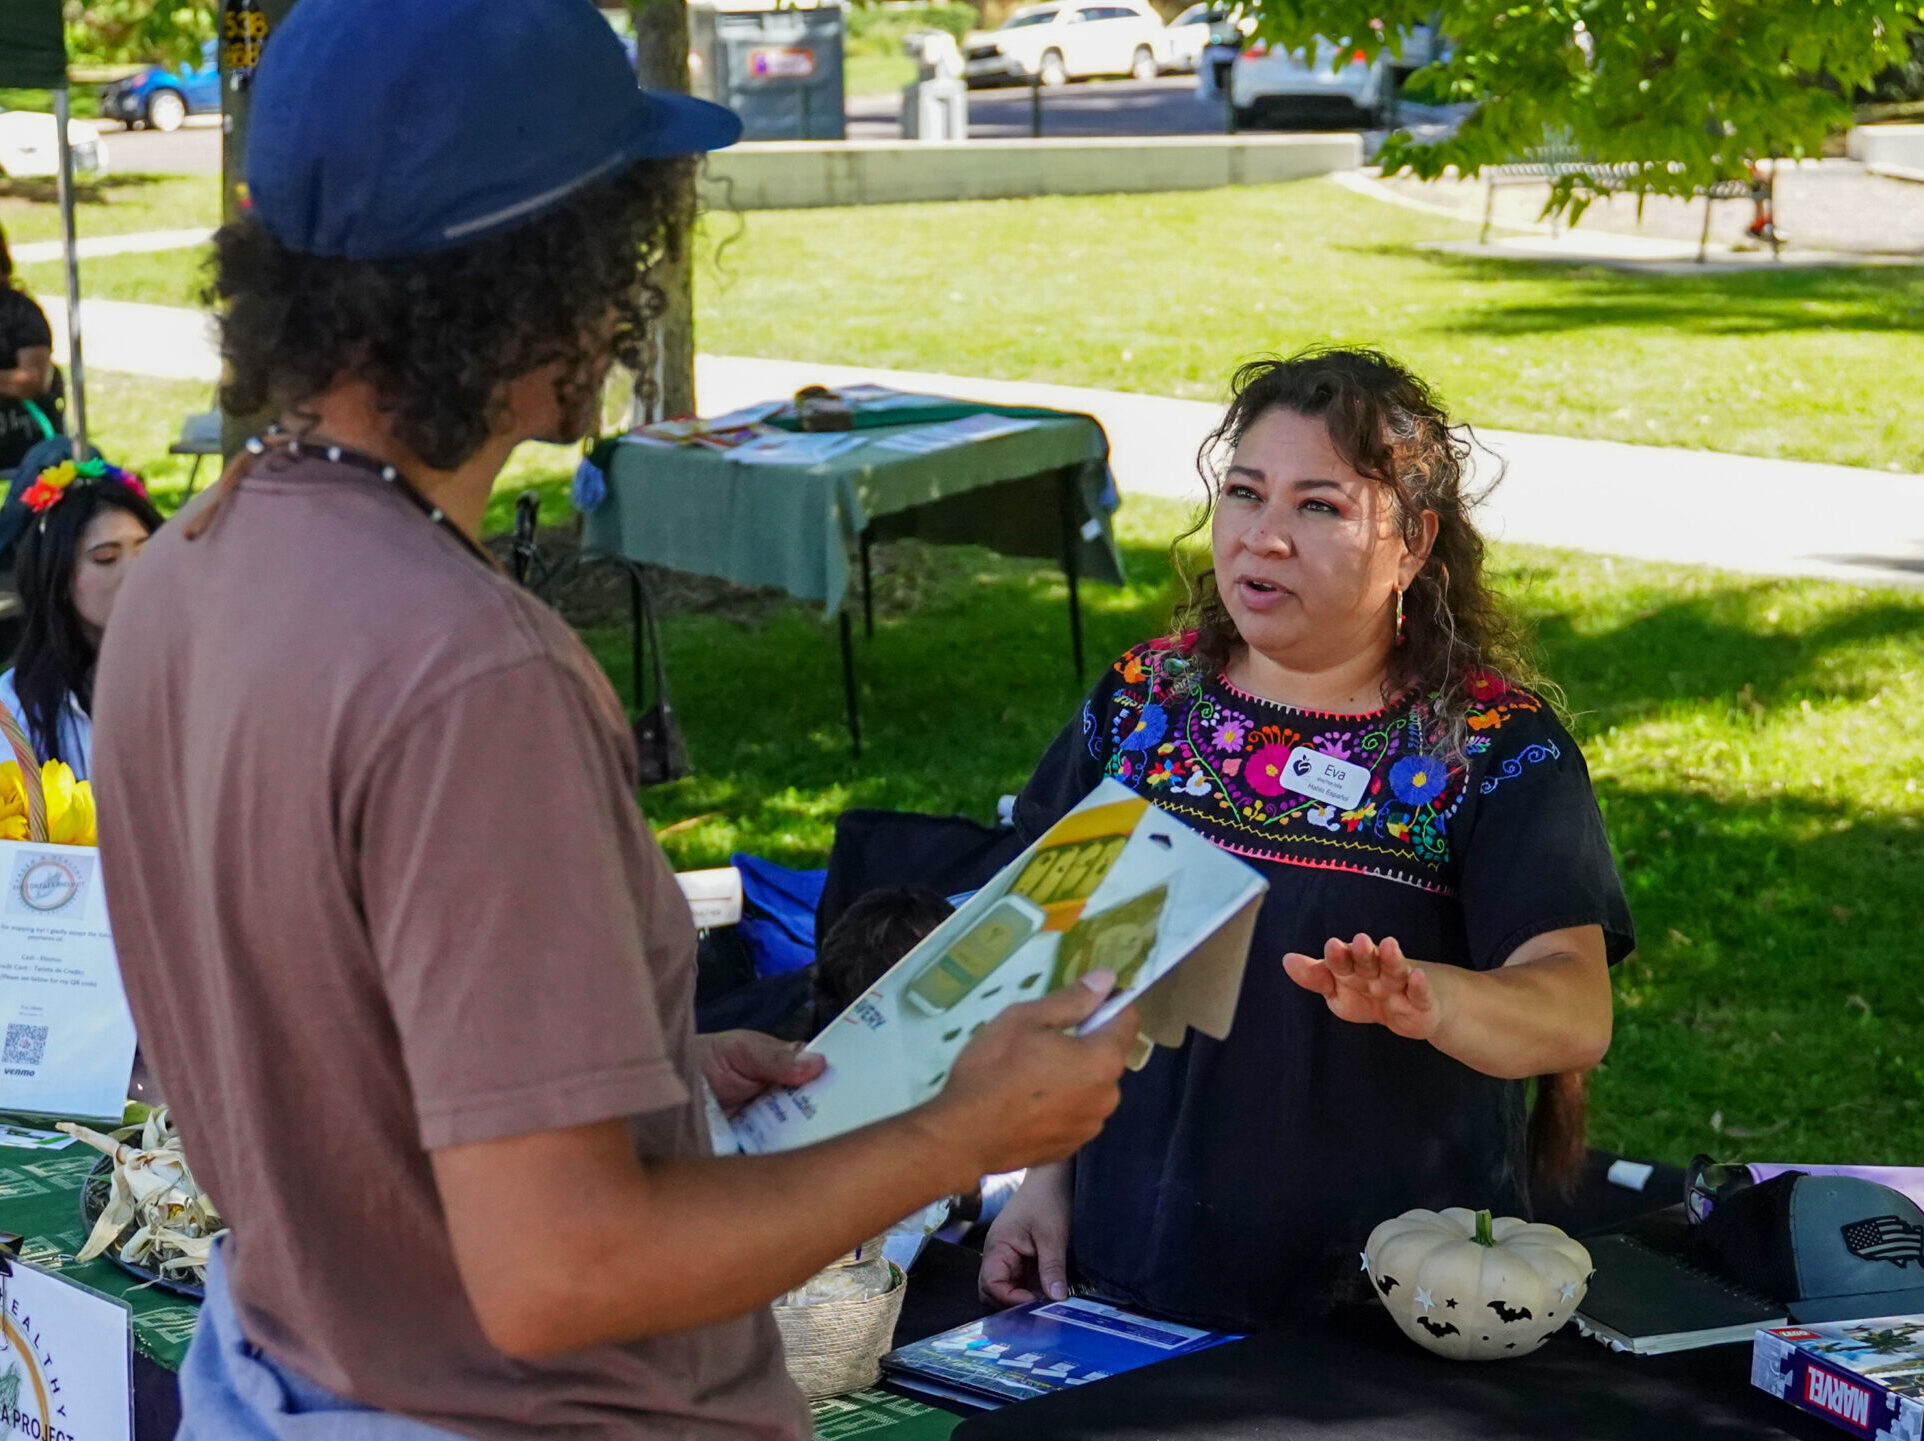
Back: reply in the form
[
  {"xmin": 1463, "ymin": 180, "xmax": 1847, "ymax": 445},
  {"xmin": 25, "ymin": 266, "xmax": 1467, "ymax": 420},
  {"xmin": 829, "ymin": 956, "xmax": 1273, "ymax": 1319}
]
[
  {"xmin": 732, "ymin": 431, "xmax": 868, "ymax": 466},
  {"xmin": 871, "ymin": 413, "xmax": 1040, "ymax": 456},
  {"xmin": 0, "ymin": 840, "xmax": 136, "ymax": 1122},
  {"xmin": 0, "ymin": 1121, "xmax": 74, "ymax": 1149}
]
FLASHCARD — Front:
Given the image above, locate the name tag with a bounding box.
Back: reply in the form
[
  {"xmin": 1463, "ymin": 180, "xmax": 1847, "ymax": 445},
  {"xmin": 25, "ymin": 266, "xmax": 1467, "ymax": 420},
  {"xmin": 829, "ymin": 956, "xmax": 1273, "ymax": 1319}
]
[{"xmin": 1279, "ymin": 746, "xmax": 1370, "ymax": 810}]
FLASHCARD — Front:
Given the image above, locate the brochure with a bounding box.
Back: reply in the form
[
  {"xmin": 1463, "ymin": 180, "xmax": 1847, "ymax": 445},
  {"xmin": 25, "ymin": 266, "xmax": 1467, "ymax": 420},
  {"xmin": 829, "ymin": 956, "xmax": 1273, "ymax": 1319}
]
[
  {"xmin": 870, "ymin": 413, "xmax": 1040, "ymax": 457},
  {"xmin": 732, "ymin": 431, "xmax": 868, "ymax": 466},
  {"xmin": 1753, "ymin": 1315, "xmax": 1924, "ymax": 1439},
  {"xmin": 0, "ymin": 840, "xmax": 136, "ymax": 1123},
  {"xmin": 882, "ymin": 1297, "xmax": 1238, "ymax": 1407},
  {"xmin": 730, "ymin": 780, "xmax": 1265, "ymax": 1154}
]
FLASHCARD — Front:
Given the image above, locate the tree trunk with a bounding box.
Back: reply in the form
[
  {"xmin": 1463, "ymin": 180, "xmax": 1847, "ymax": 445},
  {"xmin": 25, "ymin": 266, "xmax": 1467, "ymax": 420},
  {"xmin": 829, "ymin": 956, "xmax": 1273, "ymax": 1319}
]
[
  {"xmin": 628, "ymin": 0, "xmax": 697, "ymax": 423},
  {"xmin": 219, "ymin": 0, "xmax": 301, "ymax": 458}
]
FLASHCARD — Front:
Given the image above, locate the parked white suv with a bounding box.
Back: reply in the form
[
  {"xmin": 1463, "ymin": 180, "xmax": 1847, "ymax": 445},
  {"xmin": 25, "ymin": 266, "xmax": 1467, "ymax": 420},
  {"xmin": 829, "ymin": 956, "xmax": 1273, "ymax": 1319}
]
[{"xmin": 964, "ymin": 2, "xmax": 1169, "ymax": 88}]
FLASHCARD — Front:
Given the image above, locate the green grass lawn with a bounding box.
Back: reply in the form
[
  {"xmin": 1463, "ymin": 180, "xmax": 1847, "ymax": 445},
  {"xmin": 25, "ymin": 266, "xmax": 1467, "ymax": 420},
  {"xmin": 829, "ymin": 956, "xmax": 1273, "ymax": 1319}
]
[
  {"xmin": 15, "ymin": 176, "xmax": 1924, "ymax": 470},
  {"xmin": 846, "ymin": 53, "xmax": 916, "ymax": 97},
  {"xmin": 693, "ymin": 179, "xmax": 1924, "ymax": 472},
  {"xmin": 8, "ymin": 167, "xmax": 1921, "ymax": 1169},
  {"xmin": 567, "ymin": 492, "xmax": 1924, "ymax": 1168},
  {"xmin": 0, "ymin": 172, "xmax": 216, "ymax": 246}
]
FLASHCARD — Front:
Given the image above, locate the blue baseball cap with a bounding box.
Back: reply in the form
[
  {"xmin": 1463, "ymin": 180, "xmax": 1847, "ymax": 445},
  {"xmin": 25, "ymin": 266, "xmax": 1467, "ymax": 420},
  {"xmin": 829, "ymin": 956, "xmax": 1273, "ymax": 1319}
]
[{"xmin": 246, "ymin": 0, "xmax": 742, "ymax": 260}]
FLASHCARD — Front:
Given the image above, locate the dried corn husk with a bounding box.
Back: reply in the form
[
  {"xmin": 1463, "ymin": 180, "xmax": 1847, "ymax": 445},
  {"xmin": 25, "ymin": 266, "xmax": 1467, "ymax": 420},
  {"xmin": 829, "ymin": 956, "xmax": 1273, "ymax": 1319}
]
[{"xmin": 58, "ymin": 1107, "xmax": 224, "ymax": 1284}]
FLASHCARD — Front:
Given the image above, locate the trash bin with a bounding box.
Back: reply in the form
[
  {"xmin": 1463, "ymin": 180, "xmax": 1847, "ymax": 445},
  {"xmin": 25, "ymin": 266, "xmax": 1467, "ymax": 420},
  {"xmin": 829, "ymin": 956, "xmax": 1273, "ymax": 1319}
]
[{"xmin": 691, "ymin": 3, "xmax": 846, "ymax": 141}]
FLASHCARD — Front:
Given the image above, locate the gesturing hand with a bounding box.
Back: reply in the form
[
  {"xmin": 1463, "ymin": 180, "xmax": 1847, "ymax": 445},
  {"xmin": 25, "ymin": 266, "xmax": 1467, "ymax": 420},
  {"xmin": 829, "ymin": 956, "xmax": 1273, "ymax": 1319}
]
[{"xmin": 1282, "ymin": 933, "xmax": 1445, "ymax": 1041}]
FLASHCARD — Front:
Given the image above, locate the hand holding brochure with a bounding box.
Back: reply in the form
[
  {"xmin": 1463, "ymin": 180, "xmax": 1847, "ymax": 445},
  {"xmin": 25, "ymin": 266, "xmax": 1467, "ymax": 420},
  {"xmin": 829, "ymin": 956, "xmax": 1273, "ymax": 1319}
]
[{"xmin": 731, "ymin": 781, "xmax": 1265, "ymax": 1154}]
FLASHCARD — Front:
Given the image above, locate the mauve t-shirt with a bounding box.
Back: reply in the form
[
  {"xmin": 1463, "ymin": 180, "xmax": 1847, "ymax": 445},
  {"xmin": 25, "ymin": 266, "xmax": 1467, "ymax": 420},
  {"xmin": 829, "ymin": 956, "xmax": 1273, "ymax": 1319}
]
[{"xmin": 92, "ymin": 453, "xmax": 808, "ymax": 1440}]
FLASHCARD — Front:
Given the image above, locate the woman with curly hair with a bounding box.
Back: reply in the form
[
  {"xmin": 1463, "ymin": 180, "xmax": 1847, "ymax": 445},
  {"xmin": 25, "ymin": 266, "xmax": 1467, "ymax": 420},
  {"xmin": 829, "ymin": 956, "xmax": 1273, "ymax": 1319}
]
[{"xmin": 981, "ymin": 346, "xmax": 1634, "ymax": 1329}]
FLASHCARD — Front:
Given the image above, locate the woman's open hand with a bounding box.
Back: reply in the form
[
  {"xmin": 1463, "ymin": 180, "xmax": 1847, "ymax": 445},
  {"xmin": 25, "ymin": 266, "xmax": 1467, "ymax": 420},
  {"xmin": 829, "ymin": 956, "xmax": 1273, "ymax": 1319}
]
[{"xmin": 1282, "ymin": 933, "xmax": 1445, "ymax": 1041}]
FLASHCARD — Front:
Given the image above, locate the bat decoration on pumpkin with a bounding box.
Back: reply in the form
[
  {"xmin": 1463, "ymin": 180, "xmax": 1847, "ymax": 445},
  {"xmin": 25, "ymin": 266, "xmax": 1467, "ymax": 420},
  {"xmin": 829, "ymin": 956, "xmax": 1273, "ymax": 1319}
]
[
  {"xmin": 1415, "ymin": 1317, "xmax": 1460, "ymax": 1339},
  {"xmin": 1375, "ymin": 1275, "xmax": 1399, "ymax": 1296},
  {"xmin": 1487, "ymin": 1300, "xmax": 1533, "ymax": 1324}
]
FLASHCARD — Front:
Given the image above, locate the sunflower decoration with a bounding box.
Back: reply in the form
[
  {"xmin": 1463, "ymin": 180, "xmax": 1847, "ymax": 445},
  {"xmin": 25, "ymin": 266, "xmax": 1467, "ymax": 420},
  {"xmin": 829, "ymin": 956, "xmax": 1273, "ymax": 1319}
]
[{"xmin": 0, "ymin": 759, "xmax": 97, "ymax": 846}]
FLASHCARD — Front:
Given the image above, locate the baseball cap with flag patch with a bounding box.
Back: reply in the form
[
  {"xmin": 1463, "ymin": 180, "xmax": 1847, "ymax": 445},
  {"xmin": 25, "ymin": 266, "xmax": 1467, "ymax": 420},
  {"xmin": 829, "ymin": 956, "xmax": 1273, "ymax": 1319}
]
[{"xmin": 1699, "ymin": 1173, "xmax": 1924, "ymax": 1323}]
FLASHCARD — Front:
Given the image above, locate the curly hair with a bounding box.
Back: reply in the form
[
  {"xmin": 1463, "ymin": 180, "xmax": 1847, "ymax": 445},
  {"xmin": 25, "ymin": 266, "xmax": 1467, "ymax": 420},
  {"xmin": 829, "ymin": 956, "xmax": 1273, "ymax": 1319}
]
[
  {"xmin": 206, "ymin": 157, "xmax": 696, "ymax": 471},
  {"xmin": 1173, "ymin": 345, "xmax": 1540, "ymax": 751}
]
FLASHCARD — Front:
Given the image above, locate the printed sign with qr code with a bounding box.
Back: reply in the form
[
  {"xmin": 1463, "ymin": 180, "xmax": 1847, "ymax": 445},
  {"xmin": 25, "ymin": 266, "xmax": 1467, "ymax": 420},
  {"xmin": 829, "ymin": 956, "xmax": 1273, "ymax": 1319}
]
[
  {"xmin": 3, "ymin": 1022, "xmax": 48, "ymax": 1068},
  {"xmin": 6, "ymin": 850, "xmax": 93, "ymax": 918}
]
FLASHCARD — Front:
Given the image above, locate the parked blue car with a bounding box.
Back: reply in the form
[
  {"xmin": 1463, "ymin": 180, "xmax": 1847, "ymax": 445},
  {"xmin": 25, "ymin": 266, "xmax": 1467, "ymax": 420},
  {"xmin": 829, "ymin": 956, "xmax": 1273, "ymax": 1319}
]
[{"xmin": 97, "ymin": 41, "xmax": 221, "ymax": 133}]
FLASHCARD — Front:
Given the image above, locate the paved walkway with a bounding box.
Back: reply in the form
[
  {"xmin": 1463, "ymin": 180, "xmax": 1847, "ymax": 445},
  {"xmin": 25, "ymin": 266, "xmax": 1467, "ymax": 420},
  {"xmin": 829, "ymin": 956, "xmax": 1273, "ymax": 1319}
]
[{"xmin": 37, "ymin": 294, "xmax": 1924, "ymax": 589}]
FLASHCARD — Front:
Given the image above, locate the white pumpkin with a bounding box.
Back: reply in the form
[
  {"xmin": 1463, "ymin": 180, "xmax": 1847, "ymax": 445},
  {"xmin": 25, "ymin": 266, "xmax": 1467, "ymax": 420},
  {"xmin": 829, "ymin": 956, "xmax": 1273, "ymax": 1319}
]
[{"xmin": 1363, "ymin": 1207, "xmax": 1593, "ymax": 1362}]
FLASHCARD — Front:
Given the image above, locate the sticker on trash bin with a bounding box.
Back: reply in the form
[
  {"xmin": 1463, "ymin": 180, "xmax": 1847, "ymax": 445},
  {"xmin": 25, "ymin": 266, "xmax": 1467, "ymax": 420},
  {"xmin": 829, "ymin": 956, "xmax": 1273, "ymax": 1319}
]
[{"xmin": 748, "ymin": 47, "xmax": 816, "ymax": 79}]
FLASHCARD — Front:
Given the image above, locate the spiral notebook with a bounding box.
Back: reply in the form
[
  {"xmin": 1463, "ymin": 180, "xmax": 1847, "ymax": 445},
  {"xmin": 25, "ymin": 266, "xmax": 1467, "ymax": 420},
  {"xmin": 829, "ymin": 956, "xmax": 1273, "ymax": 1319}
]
[{"xmin": 1574, "ymin": 1231, "xmax": 1786, "ymax": 1354}]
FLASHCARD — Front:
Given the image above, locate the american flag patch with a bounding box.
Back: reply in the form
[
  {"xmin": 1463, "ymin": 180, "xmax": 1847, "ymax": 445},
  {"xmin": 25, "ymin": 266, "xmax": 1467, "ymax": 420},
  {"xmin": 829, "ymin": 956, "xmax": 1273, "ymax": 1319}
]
[{"xmin": 1842, "ymin": 1216, "xmax": 1924, "ymax": 1268}]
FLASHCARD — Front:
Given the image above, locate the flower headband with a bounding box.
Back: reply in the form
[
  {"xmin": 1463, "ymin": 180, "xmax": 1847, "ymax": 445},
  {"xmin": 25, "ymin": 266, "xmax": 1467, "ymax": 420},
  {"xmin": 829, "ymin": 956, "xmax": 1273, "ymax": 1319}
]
[{"xmin": 19, "ymin": 457, "xmax": 149, "ymax": 516}]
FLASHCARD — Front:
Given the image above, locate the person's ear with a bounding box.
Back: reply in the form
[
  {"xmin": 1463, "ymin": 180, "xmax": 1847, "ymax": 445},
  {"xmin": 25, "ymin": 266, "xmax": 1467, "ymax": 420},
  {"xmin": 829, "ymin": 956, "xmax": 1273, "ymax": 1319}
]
[{"xmin": 1397, "ymin": 509, "xmax": 1439, "ymax": 591}]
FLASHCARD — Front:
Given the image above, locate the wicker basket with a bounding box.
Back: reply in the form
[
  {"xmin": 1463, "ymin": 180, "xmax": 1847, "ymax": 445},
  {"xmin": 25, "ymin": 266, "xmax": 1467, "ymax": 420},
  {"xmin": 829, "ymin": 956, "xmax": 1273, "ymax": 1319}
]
[
  {"xmin": 0, "ymin": 704, "xmax": 56, "ymax": 842},
  {"xmin": 773, "ymin": 1259, "xmax": 908, "ymax": 1400}
]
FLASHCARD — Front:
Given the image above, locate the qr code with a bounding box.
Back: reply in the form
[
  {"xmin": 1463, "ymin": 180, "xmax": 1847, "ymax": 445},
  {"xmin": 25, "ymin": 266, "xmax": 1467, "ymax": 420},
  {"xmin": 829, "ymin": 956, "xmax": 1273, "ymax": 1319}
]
[{"xmin": 2, "ymin": 1024, "xmax": 47, "ymax": 1066}]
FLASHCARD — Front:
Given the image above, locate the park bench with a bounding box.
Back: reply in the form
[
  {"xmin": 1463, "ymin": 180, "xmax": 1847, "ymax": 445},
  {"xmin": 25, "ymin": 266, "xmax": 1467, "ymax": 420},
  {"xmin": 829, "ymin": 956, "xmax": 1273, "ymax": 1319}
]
[{"xmin": 1481, "ymin": 144, "xmax": 1777, "ymax": 261}]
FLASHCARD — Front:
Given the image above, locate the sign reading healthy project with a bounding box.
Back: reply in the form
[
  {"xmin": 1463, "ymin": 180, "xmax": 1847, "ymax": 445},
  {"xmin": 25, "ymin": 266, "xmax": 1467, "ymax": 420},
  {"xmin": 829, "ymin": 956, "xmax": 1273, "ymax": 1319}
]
[
  {"xmin": 0, "ymin": 840, "xmax": 135, "ymax": 1124},
  {"xmin": 732, "ymin": 781, "xmax": 1266, "ymax": 1153},
  {"xmin": 0, "ymin": 1257, "xmax": 135, "ymax": 1441}
]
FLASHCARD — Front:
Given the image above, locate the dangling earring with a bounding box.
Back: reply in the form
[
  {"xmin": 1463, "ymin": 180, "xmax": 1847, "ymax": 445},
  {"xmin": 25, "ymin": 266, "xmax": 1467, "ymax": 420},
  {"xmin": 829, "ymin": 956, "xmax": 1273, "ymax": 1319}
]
[{"xmin": 1394, "ymin": 585, "xmax": 1407, "ymax": 646}]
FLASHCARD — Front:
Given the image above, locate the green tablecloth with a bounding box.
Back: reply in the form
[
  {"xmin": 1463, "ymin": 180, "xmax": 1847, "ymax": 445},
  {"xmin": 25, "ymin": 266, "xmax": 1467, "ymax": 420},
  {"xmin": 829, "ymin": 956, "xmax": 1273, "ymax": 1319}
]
[
  {"xmin": 584, "ymin": 400, "xmax": 1127, "ymax": 616},
  {"xmin": 0, "ymin": 1124, "xmax": 200, "ymax": 1369}
]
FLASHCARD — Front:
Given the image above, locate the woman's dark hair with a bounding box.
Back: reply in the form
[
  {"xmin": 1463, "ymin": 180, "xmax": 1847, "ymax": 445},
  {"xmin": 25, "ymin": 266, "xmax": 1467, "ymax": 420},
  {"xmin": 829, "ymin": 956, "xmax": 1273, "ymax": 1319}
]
[
  {"xmin": 1175, "ymin": 345, "xmax": 1539, "ymax": 749},
  {"xmin": 206, "ymin": 156, "xmax": 695, "ymax": 472},
  {"xmin": 812, "ymin": 887, "xmax": 956, "ymax": 1034},
  {"xmin": 0, "ymin": 224, "xmax": 13, "ymax": 286},
  {"xmin": 11, "ymin": 479, "xmax": 162, "ymax": 766}
]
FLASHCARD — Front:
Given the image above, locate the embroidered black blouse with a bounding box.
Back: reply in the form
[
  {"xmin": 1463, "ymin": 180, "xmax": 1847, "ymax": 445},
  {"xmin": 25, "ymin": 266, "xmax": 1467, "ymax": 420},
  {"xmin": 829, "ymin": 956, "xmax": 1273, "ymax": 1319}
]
[{"xmin": 1013, "ymin": 636, "xmax": 1635, "ymax": 1330}]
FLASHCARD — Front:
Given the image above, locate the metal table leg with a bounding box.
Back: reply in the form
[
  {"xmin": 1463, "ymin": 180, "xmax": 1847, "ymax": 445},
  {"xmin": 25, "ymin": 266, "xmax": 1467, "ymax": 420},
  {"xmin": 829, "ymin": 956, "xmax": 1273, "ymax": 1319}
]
[
  {"xmin": 839, "ymin": 610, "xmax": 862, "ymax": 757},
  {"xmin": 861, "ymin": 530, "xmax": 876, "ymax": 639}
]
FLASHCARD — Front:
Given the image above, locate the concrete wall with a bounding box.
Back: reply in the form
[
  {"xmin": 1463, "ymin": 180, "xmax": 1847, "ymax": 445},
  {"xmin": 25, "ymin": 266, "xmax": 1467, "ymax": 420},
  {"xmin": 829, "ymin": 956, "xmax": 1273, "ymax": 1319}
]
[
  {"xmin": 1848, "ymin": 124, "xmax": 1924, "ymax": 180},
  {"xmin": 701, "ymin": 133, "xmax": 1362, "ymax": 209}
]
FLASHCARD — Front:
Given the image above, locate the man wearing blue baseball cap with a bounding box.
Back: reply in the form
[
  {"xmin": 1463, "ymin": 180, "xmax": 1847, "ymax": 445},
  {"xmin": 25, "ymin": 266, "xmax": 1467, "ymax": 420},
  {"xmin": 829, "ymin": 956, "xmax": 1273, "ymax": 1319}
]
[{"xmin": 90, "ymin": 1, "xmax": 1137, "ymax": 1436}]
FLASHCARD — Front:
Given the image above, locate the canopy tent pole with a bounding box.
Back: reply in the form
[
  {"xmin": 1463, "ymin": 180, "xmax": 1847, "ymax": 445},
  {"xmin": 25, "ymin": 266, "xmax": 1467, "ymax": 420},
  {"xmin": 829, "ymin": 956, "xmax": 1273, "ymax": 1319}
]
[{"xmin": 49, "ymin": 84, "xmax": 87, "ymax": 462}]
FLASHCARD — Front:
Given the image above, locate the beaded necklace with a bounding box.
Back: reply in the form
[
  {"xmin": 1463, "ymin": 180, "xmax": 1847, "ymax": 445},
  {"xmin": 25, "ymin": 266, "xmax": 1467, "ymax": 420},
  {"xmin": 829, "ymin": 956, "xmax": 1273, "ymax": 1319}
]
[{"xmin": 184, "ymin": 426, "xmax": 501, "ymax": 572}]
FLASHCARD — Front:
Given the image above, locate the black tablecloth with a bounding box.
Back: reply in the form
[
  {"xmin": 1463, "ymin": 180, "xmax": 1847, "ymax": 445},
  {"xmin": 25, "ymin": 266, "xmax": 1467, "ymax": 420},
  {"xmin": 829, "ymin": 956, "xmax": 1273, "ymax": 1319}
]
[{"xmin": 952, "ymin": 1303, "xmax": 1838, "ymax": 1441}]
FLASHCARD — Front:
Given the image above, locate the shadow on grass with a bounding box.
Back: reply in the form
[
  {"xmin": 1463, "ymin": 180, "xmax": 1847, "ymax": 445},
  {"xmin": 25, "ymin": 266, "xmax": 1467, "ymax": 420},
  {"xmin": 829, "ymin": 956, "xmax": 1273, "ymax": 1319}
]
[
  {"xmin": 1594, "ymin": 781, "xmax": 1924, "ymax": 1163},
  {"xmin": 1344, "ymin": 241, "xmax": 1924, "ymax": 338},
  {"xmin": 1512, "ymin": 574, "xmax": 1924, "ymax": 724},
  {"xmin": 0, "ymin": 173, "xmax": 178, "ymax": 207}
]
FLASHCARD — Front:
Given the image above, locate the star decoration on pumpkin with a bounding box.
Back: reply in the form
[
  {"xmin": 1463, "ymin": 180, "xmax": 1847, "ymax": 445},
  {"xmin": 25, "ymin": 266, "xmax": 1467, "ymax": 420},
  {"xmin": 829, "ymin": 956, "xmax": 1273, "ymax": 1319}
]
[
  {"xmin": 1559, "ymin": 1280, "xmax": 1580, "ymax": 1302},
  {"xmin": 1360, "ymin": 1252, "xmax": 1371, "ymax": 1273},
  {"xmin": 1415, "ymin": 1287, "xmax": 1436, "ymax": 1313}
]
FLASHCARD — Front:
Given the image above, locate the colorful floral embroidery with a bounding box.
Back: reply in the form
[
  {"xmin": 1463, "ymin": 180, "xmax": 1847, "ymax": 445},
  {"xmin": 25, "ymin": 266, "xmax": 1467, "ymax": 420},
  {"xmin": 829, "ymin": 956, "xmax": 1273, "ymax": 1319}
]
[{"xmin": 1084, "ymin": 641, "xmax": 1550, "ymax": 893}]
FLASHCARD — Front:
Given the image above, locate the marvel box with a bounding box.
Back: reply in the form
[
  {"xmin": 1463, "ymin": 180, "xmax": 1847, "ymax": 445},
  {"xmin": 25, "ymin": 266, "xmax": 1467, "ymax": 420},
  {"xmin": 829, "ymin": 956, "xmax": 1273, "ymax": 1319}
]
[{"xmin": 1753, "ymin": 1316, "xmax": 1924, "ymax": 1440}]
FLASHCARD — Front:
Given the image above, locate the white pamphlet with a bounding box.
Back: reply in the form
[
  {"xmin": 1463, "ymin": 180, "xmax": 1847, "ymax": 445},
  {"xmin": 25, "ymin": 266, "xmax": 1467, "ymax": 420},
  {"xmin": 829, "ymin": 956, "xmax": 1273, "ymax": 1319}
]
[
  {"xmin": 0, "ymin": 842, "xmax": 135, "ymax": 1123},
  {"xmin": 732, "ymin": 431, "xmax": 868, "ymax": 466},
  {"xmin": 871, "ymin": 413, "xmax": 1040, "ymax": 457},
  {"xmin": 0, "ymin": 1256, "xmax": 133, "ymax": 1441},
  {"xmin": 732, "ymin": 781, "xmax": 1265, "ymax": 1154}
]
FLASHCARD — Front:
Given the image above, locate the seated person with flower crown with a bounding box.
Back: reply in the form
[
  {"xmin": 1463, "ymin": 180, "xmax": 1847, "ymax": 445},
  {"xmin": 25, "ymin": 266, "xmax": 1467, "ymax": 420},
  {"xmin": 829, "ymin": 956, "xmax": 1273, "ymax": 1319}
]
[{"xmin": 0, "ymin": 452, "xmax": 160, "ymax": 783}]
